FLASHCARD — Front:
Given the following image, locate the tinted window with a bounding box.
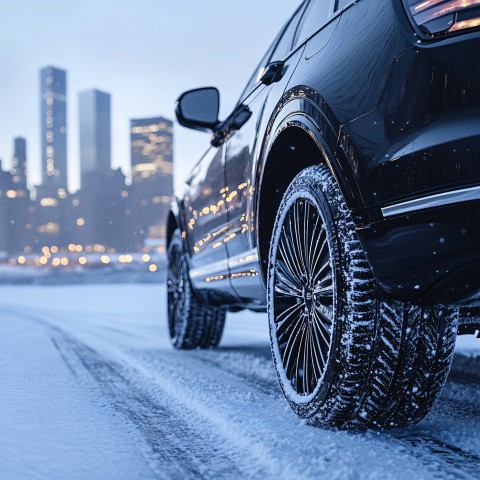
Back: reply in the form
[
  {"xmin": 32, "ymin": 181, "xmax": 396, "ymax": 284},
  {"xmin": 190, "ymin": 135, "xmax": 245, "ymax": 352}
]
[
  {"xmin": 239, "ymin": 39, "xmax": 277, "ymax": 100},
  {"xmin": 239, "ymin": 2, "xmax": 306, "ymax": 99},
  {"xmin": 335, "ymin": 0, "xmax": 352, "ymax": 10},
  {"xmin": 270, "ymin": 4, "xmax": 306, "ymax": 61},
  {"xmin": 294, "ymin": 0, "xmax": 332, "ymax": 48}
]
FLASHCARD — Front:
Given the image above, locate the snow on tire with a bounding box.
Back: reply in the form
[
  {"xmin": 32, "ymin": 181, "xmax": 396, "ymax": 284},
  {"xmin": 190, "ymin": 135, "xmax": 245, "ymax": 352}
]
[
  {"xmin": 267, "ymin": 165, "xmax": 458, "ymax": 429},
  {"xmin": 167, "ymin": 229, "xmax": 226, "ymax": 350}
]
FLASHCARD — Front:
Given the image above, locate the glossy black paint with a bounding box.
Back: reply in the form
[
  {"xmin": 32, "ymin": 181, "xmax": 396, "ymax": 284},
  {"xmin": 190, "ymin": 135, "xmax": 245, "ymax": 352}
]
[{"xmin": 171, "ymin": 0, "xmax": 480, "ymax": 307}]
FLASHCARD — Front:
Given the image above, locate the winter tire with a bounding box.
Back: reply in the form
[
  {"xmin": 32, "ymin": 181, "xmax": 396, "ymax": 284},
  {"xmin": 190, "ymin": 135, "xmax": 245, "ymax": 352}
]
[
  {"xmin": 267, "ymin": 165, "xmax": 458, "ymax": 430},
  {"xmin": 167, "ymin": 229, "xmax": 226, "ymax": 349}
]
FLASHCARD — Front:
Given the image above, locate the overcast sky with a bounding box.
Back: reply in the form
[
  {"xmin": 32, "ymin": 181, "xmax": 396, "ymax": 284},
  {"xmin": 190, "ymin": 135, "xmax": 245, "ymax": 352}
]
[{"xmin": 0, "ymin": 0, "xmax": 301, "ymax": 191}]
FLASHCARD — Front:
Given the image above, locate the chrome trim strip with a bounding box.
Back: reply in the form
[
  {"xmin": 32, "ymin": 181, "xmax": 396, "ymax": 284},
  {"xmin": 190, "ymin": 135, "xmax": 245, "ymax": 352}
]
[
  {"xmin": 190, "ymin": 248, "xmax": 258, "ymax": 280},
  {"xmin": 382, "ymin": 186, "xmax": 480, "ymax": 218}
]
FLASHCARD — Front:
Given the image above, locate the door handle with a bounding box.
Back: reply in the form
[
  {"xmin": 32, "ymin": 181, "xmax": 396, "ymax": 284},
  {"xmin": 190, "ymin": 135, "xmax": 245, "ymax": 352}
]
[{"xmin": 260, "ymin": 61, "xmax": 285, "ymax": 86}]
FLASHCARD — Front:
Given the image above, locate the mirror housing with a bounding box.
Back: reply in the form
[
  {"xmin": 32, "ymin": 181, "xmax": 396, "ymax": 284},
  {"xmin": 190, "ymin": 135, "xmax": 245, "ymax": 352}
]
[{"xmin": 175, "ymin": 87, "xmax": 220, "ymax": 132}]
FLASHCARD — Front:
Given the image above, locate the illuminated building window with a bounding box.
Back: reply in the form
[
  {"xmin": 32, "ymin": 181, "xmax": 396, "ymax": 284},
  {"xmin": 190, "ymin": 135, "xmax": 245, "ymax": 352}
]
[
  {"xmin": 38, "ymin": 223, "xmax": 60, "ymax": 234},
  {"xmin": 40, "ymin": 197, "xmax": 58, "ymax": 207}
]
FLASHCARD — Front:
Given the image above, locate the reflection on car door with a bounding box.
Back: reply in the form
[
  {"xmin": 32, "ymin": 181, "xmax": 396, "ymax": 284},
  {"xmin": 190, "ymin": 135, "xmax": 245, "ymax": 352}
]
[
  {"xmin": 223, "ymin": 2, "xmax": 308, "ymax": 303},
  {"xmin": 182, "ymin": 145, "xmax": 238, "ymax": 300}
]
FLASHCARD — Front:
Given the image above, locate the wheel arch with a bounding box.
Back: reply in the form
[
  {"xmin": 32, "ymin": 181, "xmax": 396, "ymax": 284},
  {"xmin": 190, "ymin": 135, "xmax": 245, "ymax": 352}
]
[
  {"xmin": 257, "ymin": 116, "xmax": 337, "ymax": 281},
  {"xmin": 255, "ymin": 89, "xmax": 363, "ymax": 281}
]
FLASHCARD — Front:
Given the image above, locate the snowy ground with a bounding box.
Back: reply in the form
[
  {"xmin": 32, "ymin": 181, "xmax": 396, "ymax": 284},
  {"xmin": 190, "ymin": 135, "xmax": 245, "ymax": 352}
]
[{"xmin": 0, "ymin": 284, "xmax": 479, "ymax": 480}]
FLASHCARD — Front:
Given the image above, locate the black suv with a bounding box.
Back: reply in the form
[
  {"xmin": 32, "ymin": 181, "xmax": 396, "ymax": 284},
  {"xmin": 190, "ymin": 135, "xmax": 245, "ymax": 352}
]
[{"xmin": 167, "ymin": 0, "xmax": 480, "ymax": 429}]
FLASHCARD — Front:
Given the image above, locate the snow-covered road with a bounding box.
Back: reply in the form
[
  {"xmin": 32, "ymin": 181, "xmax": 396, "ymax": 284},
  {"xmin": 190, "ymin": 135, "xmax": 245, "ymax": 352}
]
[{"xmin": 0, "ymin": 284, "xmax": 479, "ymax": 480}]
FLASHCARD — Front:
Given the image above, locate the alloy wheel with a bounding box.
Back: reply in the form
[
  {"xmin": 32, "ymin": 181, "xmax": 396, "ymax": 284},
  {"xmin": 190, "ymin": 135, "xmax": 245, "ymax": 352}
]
[{"xmin": 272, "ymin": 198, "xmax": 335, "ymax": 396}]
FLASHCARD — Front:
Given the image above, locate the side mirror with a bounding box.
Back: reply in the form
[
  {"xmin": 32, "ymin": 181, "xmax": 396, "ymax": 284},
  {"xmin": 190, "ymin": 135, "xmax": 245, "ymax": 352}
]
[{"xmin": 175, "ymin": 87, "xmax": 220, "ymax": 132}]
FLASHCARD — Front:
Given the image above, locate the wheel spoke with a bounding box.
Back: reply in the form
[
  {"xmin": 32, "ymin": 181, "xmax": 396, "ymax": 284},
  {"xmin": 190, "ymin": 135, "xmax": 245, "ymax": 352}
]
[
  {"xmin": 279, "ymin": 233, "xmax": 303, "ymax": 282},
  {"xmin": 275, "ymin": 263, "xmax": 303, "ymax": 297},
  {"xmin": 288, "ymin": 208, "xmax": 307, "ymax": 280},
  {"xmin": 282, "ymin": 315, "xmax": 306, "ymax": 377}
]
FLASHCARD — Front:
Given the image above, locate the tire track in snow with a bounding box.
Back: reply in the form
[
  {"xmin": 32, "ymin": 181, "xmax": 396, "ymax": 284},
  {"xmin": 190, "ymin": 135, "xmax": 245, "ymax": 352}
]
[
  {"xmin": 188, "ymin": 351, "xmax": 280, "ymax": 397},
  {"xmin": 390, "ymin": 432, "xmax": 480, "ymax": 480},
  {"xmin": 130, "ymin": 346, "xmax": 480, "ymax": 480},
  {"xmin": 5, "ymin": 304, "xmax": 480, "ymax": 479},
  {"xmin": 50, "ymin": 329, "xmax": 244, "ymax": 480}
]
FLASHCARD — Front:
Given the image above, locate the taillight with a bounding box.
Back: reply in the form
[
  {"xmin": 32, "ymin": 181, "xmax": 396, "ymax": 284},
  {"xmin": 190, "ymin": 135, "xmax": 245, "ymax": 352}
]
[{"xmin": 404, "ymin": 0, "xmax": 480, "ymax": 36}]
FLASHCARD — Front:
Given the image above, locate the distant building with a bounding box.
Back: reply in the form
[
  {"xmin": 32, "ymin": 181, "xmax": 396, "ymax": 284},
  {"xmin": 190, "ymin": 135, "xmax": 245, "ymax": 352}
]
[
  {"xmin": 11, "ymin": 137, "xmax": 27, "ymax": 188},
  {"xmin": 40, "ymin": 66, "xmax": 67, "ymax": 192},
  {"xmin": 130, "ymin": 116, "xmax": 173, "ymax": 249},
  {"xmin": 79, "ymin": 89, "xmax": 111, "ymax": 186},
  {"xmin": 0, "ymin": 159, "xmax": 29, "ymax": 254}
]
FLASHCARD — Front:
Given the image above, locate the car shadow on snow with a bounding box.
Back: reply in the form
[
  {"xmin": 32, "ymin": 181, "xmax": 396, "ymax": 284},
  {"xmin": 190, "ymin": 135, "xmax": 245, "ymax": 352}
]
[{"xmin": 216, "ymin": 344, "xmax": 272, "ymax": 361}]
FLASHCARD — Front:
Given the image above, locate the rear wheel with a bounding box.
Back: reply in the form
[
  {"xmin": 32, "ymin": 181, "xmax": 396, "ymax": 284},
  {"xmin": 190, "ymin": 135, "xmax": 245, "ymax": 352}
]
[
  {"xmin": 167, "ymin": 229, "xmax": 226, "ymax": 349},
  {"xmin": 267, "ymin": 165, "xmax": 458, "ymax": 429}
]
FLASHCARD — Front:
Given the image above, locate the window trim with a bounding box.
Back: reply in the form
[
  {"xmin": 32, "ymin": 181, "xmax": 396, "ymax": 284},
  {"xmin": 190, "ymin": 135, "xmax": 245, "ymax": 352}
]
[
  {"xmin": 292, "ymin": 0, "xmax": 337, "ymax": 52},
  {"xmin": 334, "ymin": 0, "xmax": 357, "ymax": 13}
]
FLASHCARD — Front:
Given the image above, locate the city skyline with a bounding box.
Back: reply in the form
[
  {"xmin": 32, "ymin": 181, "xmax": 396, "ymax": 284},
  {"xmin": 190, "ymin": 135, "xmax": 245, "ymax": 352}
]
[{"xmin": 0, "ymin": 1, "xmax": 300, "ymax": 192}]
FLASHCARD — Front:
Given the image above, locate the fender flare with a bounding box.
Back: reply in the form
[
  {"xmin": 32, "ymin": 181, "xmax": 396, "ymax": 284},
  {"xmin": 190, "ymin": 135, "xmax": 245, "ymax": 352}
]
[{"xmin": 255, "ymin": 86, "xmax": 367, "ymax": 230}]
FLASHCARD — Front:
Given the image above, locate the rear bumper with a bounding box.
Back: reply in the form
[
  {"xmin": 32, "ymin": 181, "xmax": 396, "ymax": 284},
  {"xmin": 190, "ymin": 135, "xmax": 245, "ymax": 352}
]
[{"xmin": 357, "ymin": 198, "xmax": 480, "ymax": 302}]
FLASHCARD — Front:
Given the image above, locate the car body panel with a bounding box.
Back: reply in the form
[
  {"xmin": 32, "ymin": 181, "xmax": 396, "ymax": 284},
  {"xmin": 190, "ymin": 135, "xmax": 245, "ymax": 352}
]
[{"xmin": 171, "ymin": 0, "xmax": 480, "ymax": 305}]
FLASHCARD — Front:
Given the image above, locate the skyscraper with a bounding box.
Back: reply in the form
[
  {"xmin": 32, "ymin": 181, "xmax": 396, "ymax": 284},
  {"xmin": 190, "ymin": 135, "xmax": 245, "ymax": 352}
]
[
  {"xmin": 11, "ymin": 137, "xmax": 27, "ymax": 188},
  {"xmin": 40, "ymin": 66, "xmax": 67, "ymax": 191},
  {"xmin": 130, "ymin": 116, "xmax": 173, "ymax": 248},
  {"xmin": 130, "ymin": 116, "xmax": 173, "ymax": 183},
  {"xmin": 79, "ymin": 89, "xmax": 111, "ymax": 186}
]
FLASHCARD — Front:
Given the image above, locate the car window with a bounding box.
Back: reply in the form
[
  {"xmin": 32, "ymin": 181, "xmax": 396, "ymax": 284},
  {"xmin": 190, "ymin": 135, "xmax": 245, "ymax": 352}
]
[
  {"xmin": 334, "ymin": 0, "xmax": 352, "ymax": 11},
  {"xmin": 293, "ymin": 0, "xmax": 333, "ymax": 49},
  {"xmin": 239, "ymin": 2, "xmax": 307, "ymax": 101},
  {"xmin": 238, "ymin": 39, "xmax": 277, "ymax": 102},
  {"xmin": 270, "ymin": 3, "xmax": 307, "ymax": 61}
]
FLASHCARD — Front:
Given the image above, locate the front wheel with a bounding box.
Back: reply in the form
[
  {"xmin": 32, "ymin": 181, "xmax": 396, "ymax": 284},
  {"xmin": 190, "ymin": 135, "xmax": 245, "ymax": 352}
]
[
  {"xmin": 167, "ymin": 229, "xmax": 226, "ymax": 349},
  {"xmin": 267, "ymin": 165, "xmax": 458, "ymax": 429}
]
